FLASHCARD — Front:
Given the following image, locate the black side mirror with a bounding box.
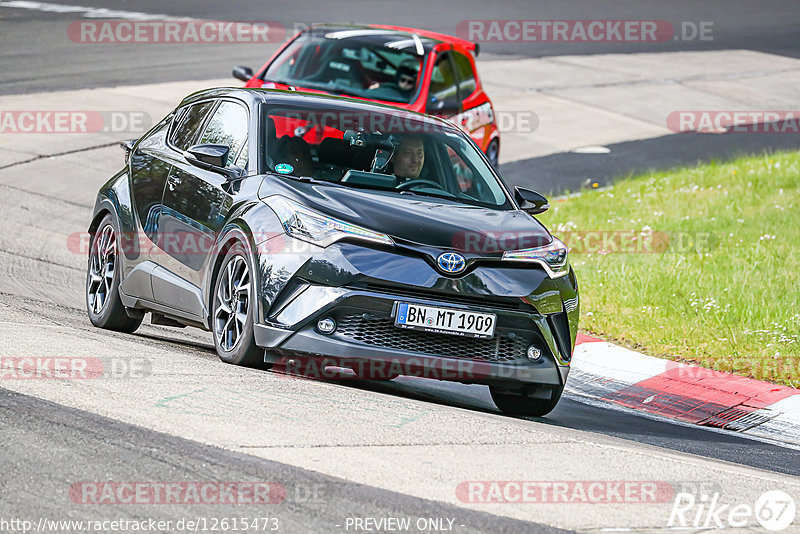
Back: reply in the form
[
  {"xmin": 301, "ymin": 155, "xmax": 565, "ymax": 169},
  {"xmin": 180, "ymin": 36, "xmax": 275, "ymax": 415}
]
[
  {"xmin": 120, "ymin": 138, "xmax": 136, "ymax": 164},
  {"xmin": 232, "ymin": 65, "xmax": 254, "ymax": 82},
  {"xmin": 184, "ymin": 144, "xmax": 242, "ymax": 180},
  {"xmin": 514, "ymin": 186, "xmax": 550, "ymax": 215},
  {"xmin": 187, "ymin": 144, "xmax": 228, "ymax": 168},
  {"xmin": 427, "ymin": 96, "xmax": 461, "ymax": 115}
]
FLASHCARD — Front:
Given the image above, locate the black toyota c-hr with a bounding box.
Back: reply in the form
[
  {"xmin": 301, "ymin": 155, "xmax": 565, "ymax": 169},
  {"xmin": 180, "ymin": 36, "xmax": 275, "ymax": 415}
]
[{"xmin": 86, "ymin": 87, "xmax": 578, "ymax": 416}]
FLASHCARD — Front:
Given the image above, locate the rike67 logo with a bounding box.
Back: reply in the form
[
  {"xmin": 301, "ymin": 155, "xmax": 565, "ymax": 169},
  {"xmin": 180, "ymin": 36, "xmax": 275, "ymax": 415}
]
[{"xmin": 669, "ymin": 490, "xmax": 796, "ymax": 531}]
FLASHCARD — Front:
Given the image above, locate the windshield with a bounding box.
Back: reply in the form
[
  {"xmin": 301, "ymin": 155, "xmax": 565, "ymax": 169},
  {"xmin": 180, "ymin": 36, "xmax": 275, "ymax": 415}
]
[
  {"xmin": 263, "ymin": 103, "xmax": 511, "ymax": 209},
  {"xmin": 263, "ymin": 30, "xmax": 426, "ymax": 104}
]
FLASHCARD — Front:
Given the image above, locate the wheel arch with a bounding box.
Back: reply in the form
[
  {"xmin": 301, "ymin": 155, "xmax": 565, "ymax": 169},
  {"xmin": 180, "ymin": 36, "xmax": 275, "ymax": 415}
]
[
  {"xmin": 205, "ymin": 222, "xmax": 262, "ymax": 328},
  {"xmin": 88, "ymin": 207, "xmax": 111, "ymax": 236}
]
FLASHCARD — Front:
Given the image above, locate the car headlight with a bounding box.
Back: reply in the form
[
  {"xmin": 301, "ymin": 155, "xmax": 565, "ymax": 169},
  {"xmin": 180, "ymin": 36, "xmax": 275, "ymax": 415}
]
[
  {"xmin": 501, "ymin": 237, "xmax": 569, "ymax": 278},
  {"xmin": 266, "ymin": 196, "xmax": 394, "ymax": 248}
]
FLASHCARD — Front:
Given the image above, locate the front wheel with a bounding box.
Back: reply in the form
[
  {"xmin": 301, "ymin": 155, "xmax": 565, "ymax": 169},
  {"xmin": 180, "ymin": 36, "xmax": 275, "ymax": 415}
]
[
  {"xmin": 490, "ymin": 385, "xmax": 563, "ymax": 417},
  {"xmin": 212, "ymin": 243, "xmax": 264, "ymax": 367}
]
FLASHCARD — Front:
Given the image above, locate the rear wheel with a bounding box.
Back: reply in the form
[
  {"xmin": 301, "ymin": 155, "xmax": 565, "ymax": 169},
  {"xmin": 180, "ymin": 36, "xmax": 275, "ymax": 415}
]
[
  {"xmin": 490, "ymin": 385, "xmax": 563, "ymax": 417},
  {"xmin": 212, "ymin": 243, "xmax": 264, "ymax": 367},
  {"xmin": 85, "ymin": 214, "xmax": 143, "ymax": 333}
]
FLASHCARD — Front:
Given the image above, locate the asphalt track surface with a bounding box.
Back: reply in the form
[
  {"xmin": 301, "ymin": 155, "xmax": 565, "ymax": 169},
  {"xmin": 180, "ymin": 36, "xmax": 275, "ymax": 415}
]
[
  {"xmin": 2, "ymin": 2, "xmax": 800, "ymax": 532},
  {"xmin": 2, "ymin": 0, "xmax": 800, "ymax": 95},
  {"xmin": 0, "ymin": 388, "xmax": 567, "ymax": 533}
]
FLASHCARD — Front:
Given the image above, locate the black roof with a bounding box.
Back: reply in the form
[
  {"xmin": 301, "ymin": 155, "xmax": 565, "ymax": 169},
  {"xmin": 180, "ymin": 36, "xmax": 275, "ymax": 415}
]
[{"xmin": 179, "ymin": 87, "xmax": 455, "ymax": 130}]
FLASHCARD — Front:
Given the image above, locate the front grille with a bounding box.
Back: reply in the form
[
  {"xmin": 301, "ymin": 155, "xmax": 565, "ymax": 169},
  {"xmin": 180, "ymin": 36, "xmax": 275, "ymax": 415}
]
[
  {"xmin": 348, "ymin": 283, "xmax": 534, "ymax": 312},
  {"xmin": 336, "ymin": 314, "xmax": 529, "ymax": 363}
]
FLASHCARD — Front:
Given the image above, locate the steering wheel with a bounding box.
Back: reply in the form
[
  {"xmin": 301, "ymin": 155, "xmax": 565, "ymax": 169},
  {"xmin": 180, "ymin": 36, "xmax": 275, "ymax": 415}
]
[{"xmin": 396, "ymin": 179, "xmax": 445, "ymax": 191}]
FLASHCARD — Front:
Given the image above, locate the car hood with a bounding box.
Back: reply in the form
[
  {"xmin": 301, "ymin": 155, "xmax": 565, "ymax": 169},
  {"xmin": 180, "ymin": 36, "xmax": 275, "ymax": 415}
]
[{"xmin": 258, "ymin": 176, "xmax": 552, "ymax": 253}]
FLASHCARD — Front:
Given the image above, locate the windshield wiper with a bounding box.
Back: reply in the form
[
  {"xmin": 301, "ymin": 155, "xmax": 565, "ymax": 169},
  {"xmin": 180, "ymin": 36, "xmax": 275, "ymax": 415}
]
[
  {"xmin": 274, "ymin": 173, "xmax": 319, "ymax": 184},
  {"xmin": 330, "ymin": 85, "xmax": 363, "ymax": 98},
  {"xmin": 398, "ymin": 189, "xmax": 456, "ymax": 201},
  {"xmin": 263, "ymin": 78, "xmax": 297, "ymax": 88}
]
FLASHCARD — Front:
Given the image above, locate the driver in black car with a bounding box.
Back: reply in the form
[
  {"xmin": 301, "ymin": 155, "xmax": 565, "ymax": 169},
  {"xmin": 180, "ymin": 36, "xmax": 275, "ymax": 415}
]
[{"xmin": 393, "ymin": 135, "xmax": 425, "ymax": 184}]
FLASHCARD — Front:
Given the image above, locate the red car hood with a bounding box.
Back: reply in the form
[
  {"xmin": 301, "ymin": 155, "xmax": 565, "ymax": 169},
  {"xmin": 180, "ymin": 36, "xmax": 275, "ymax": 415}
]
[{"xmin": 247, "ymin": 80, "xmax": 417, "ymax": 110}]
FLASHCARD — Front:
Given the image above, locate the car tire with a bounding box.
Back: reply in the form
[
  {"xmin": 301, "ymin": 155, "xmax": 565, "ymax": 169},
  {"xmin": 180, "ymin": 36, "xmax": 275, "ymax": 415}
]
[
  {"xmin": 86, "ymin": 214, "xmax": 144, "ymax": 333},
  {"xmin": 486, "ymin": 139, "xmax": 500, "ymax": 170},
  {"xmin": 212, "ymin": 242, "xmax": 264, "ymax": 367},
  {"xmin": 489, "ymin": 385, "xmax": 563, "ymax": 417}
]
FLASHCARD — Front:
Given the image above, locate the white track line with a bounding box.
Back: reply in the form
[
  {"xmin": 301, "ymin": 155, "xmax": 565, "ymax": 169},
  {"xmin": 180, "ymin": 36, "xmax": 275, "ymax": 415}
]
[{"xmin": 0, "ymin": 1, "xmax": 193, "ymax": 21}]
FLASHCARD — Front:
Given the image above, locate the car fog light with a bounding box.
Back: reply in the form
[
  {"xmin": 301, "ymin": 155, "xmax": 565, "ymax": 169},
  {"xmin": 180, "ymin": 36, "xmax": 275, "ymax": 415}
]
[
  {"xmin": 526, "ymin": 346, "xmax": 542, "ymax": 361},
  {"xmin": 317, "ymin": 318, "xmax": 336, "ymax": 334}
]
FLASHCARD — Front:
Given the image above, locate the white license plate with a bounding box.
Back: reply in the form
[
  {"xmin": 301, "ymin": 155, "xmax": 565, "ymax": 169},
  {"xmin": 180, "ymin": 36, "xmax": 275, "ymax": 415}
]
[{"xmin": 394, "ymin": 302, "xmax": 496, "ymax": 339}]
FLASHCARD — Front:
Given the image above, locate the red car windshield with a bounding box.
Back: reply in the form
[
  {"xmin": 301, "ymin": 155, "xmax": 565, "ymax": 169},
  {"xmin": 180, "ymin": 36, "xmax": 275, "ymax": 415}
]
[{"xmin": 263, "ymin": 31, "xmax": 427, "ymax": 104}]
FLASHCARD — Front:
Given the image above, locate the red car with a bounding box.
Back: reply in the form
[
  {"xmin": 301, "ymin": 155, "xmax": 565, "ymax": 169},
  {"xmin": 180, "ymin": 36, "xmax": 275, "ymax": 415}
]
[{"xmin": 232, "ymin": 24, "xmax": 500, "ymax": 167}]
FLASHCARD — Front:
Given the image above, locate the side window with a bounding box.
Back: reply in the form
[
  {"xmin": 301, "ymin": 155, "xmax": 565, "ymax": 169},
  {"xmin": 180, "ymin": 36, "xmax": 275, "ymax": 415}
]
[
  {"xmin": 444, "ymin": 143, "xmax": 504, "ymax": 206},
  {"xmin": 199, "ymin": 101, "xmax": 249, "ymax": 168},
  {"xmin": 429, "ymin": 53, "xmax": 458, "ymax": 102},
  {"xmin": 169, "ymin": 101, "xmax": 215, "ymax": 151},
  {"xmin": 452, "ymin": 52, "xmax": 476, "ymax": 101},
  {"xmin": 446, "ymin": 145, "xmax": 475, "ymax": 194}
]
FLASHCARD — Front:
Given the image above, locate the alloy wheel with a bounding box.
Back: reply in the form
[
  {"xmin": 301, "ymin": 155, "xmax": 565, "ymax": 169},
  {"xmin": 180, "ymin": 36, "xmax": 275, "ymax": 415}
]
[
  {"xmin": 87, "ymin": 224, "xmax": 116, "ymax": 315},
  {"xmin": 214, "ymin": 255, "xmax": 251, "ymax": 352}
]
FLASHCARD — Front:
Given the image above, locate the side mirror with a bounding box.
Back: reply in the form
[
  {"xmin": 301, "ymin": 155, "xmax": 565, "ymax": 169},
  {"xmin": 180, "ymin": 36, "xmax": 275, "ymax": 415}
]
[
  {"xmin": 427, "ymin": 96, "xmax": 461, "ymax": 115},
  {"xmin": 120, "ymin": 138, "xmax": 136, "ymax": 164},
  {"xmin": 514, "ymin": 186, "xmax": 550, "ymax": 215},
  {"xmin": 184, "ymin": 144, "xmax": 242, "ymax": 180},
  {"xmin": 232, "ymin": 65, "xmax": 254, "ymax": 82}
]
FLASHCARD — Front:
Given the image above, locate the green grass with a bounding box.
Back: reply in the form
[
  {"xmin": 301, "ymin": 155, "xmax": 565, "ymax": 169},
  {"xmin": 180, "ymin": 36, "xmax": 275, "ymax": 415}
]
[{"xmin": 537, "ymin": 151, "xmax": 800, "ymax": 387}]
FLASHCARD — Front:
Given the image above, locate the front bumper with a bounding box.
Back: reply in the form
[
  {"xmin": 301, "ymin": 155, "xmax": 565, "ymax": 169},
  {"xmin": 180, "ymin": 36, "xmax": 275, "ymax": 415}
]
[{"xmin": 254, "ymin": 284, "xmax": 572, "ymax": 388}]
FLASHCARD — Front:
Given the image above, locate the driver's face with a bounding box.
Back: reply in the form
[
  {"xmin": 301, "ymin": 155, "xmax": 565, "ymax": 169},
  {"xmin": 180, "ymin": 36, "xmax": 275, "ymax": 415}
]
[
  {"xmin": 394, "ymin": 138, "xmax": 425, "ymax": 179},
  {"xmin": 398, "ymin": 73, "xmax": 416, "ymax": 91}
]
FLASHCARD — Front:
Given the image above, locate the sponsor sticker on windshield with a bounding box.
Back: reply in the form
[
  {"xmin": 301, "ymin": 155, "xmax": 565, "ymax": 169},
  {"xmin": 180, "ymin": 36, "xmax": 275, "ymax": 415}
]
[{"xmin": 275, "ymin": 163, "xmax": 294, "ymax": 174}]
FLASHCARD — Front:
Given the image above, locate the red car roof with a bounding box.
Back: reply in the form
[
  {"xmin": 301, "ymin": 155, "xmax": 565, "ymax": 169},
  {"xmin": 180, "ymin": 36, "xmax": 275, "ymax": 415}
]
[{"xmin": 344, "ymin": 23, "xmax": 479, "ymax": 55}]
